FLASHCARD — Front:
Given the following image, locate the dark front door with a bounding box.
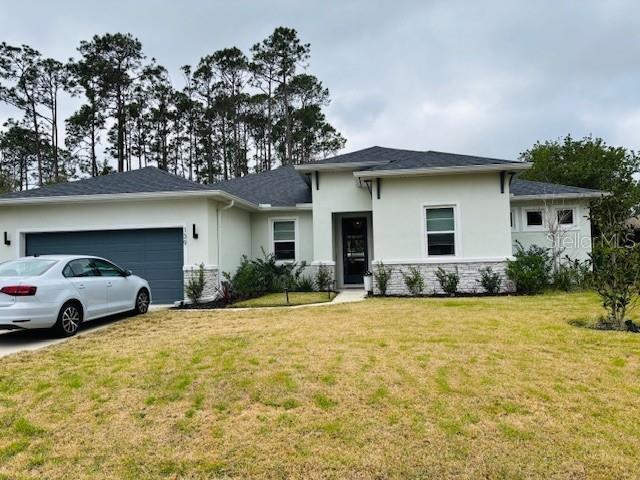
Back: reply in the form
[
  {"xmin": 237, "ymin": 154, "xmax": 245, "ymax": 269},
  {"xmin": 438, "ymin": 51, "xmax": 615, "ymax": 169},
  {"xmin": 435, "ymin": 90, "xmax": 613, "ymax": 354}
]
[{"xmin": 342, "ymin": 217, "xmax": 368, "ymax": 285}]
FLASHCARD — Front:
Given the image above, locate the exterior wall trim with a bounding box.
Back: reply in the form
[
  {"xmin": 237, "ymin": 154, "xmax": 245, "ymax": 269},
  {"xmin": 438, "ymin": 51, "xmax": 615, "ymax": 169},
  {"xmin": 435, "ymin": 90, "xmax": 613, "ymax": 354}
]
[{"xmin": 373, "ymin": 257, "xmax": 513, "ymax": 265}]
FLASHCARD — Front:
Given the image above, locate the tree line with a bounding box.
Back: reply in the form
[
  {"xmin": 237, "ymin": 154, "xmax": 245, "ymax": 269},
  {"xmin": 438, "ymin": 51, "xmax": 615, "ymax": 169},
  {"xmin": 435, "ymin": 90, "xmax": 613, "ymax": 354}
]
[{"xmin": 0, "ymin": 27, "xmax": 346, "ymax": 191}]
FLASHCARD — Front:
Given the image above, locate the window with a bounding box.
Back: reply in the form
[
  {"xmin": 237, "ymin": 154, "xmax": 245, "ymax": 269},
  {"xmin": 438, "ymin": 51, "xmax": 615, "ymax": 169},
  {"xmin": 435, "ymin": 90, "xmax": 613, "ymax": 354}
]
[
  {"xmin": 0, "ymin": 259, "xmax": 57, "ymax": 277},
  {"xmin": 557, "ymin": 209, "xmax": 574, "ymax": 225},
  {"xmin": 93, "ymin": 259, "xmax": 124, "ymax": 277},
  {"xmin": 273, "ymin": 220, "xmax": 296, "ymax": 261},
  {"xmin": 425, "ymin": 207, "xmax": 455, "ymax": 256},
  {"xmin": 526, "ymin": 210, "xmax": 543, "ymax": 226},
  {"xmin": 63, "ymin": 259, "xmax": 99, "ymax": 278}
]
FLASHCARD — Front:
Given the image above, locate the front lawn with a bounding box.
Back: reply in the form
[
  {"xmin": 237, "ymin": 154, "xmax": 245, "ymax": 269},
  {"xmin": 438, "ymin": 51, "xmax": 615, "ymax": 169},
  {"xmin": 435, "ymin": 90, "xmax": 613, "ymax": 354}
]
[
  {"xmin": 1, "ymin": 292, "xmax": 639, "ymax": 479},
  {"xmin": 230, "ymin": 291, "xmax": 336, "ymax": 308}
]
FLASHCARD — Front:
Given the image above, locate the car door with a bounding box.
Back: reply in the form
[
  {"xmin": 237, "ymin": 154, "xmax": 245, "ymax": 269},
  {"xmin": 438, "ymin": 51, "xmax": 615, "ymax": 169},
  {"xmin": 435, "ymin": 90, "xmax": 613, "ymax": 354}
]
[
  {"xmin": 93, "ymin": 259, "xmax": 132, "ymax": 313},
  {"xmin": 63, "ymin": 259, "xmax": 109, "ymax": 319}
]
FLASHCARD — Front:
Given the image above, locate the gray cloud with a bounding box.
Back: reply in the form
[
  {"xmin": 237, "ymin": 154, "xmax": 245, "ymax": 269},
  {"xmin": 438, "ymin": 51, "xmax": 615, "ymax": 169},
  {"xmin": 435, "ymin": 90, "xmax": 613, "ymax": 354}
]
[{"xmin": 1, "ymin": 0, "xmax": 639, "ymax": 160}]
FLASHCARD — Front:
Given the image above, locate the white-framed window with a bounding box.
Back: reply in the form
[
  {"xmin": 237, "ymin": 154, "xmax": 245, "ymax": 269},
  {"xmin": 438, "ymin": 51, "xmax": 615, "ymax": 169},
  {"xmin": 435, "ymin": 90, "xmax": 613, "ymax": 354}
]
[
  {"xmin": 556, "ymin": 208, "xmax": 575, "ymax": 226},
  {"xmin": 510, "ymin": 209, "xmax": 517, "ymax": 231},
  {"xmin": 271, "ymin": 218, "xmax": 297, "ymax": 262},
  {"xmin": 424, "ymin": 206, "xmax": 456, "ymax": 256},
  {"xmin": 526, "ymin": 209, "xmax": 543, "ymax": 227}
]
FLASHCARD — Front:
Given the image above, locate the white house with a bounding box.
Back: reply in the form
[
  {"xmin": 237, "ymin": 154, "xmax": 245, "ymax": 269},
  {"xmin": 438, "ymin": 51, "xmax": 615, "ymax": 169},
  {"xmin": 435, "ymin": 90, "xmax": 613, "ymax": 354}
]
[{"xmin": 0, "ymin": 146, "xmax": 603, "ymax": 302}]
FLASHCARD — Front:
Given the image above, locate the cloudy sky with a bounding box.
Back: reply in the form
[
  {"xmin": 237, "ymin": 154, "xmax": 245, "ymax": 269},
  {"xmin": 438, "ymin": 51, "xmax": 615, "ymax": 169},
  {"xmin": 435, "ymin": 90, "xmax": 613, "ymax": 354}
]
[{"xmin": 1, "ymin": 0, "xmax": 639, "ymax": 160}]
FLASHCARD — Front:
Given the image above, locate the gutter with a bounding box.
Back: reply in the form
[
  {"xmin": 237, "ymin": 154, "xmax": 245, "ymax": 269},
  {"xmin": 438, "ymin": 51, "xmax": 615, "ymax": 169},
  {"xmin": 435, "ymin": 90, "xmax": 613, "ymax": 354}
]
[
  {"xmin": 216, "ymin": 200, "xmax": 235, "ymax": 287},
  {"xmin": 510, "ymin": 192, "xmax": 606, "ymax": 201},
  {"xmin": 352, "ymin": 162, "xmax": 531, "ymax": 179},
  {"xmin": 294, "ymin": 161, "xmax": 384, "ymax": 172}
]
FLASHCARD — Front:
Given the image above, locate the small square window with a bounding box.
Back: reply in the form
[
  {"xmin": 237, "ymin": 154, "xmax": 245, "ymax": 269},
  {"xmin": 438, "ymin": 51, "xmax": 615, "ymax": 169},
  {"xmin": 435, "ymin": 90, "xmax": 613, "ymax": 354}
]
[
  {"xmin": 557, "ymin": 209, "xmax": 574, "ymax": 225},
  {"xmin": 526, "ymin": 210, "xmax": 543, "ymax": 226},
  {"xmin": 425, "ymin": 207, "xmax": 455, "ymax": 256},
  {"xmin": 273, "ymin": 220, "xmax": 296, "ymax": 261}
]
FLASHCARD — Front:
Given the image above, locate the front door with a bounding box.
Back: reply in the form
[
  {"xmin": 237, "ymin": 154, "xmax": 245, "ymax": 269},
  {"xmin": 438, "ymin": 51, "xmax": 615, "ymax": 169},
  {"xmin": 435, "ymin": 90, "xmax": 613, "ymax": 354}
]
[{"xmin": 342, "ymin": 217, "xmax": 368, "ymax": 285}]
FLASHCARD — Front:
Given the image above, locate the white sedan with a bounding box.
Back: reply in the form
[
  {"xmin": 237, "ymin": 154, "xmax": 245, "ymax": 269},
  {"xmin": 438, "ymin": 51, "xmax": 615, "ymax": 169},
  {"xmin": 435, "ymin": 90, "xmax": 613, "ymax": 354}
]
[{"xmin": 0, "ymin": 255, "xmax": 151, "ymax": 336}]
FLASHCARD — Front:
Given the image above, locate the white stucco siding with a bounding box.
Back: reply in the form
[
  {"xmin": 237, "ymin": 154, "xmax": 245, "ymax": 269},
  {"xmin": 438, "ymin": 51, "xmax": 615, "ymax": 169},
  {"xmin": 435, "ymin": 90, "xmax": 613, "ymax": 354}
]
[
  {"xmin": 250, "ymin": 210, "xmax": 313, "ymax": 265},
  {"xmin": 0, "ymin": 198, "xmax": 211, "ymax": 265},
  {"xmin": 311, "ymin": 171, "xmax": 372, "ymax": 262},
  {"xmin": 218, "ymin": 205, "xmax": 252, "ymax": 275},
  {"xmin": 510, "ymin": 200, "xmax": 593, "ymax": 261},
  {"xmin": 372, "ymin": 173, "xmax": 513, "ymax": 262}
]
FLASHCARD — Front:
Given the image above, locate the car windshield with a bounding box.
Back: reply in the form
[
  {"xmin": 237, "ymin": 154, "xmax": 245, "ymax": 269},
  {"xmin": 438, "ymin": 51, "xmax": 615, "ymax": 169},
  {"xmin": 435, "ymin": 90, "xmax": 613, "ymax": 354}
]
[{"xmin": 0, "ymin": 259, "xmax": 58, "ymax": 277}]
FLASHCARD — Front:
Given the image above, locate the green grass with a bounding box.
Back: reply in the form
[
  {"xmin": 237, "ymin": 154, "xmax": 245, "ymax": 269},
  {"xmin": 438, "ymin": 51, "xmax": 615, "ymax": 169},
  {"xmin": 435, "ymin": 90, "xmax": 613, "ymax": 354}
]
[
  {"xmin": 0, "ymin": 291, "xmax": 639, "ymax": 479},
  {"xmin": 230, "ymin": 291, "xmax": 336, "ymax": 308}
]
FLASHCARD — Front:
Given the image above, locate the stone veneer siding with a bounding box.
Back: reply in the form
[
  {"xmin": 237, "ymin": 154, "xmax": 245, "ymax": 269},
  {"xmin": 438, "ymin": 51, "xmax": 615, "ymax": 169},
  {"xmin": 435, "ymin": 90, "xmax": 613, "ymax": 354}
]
[
  {"xmin": 375, "ymin": 261, "xmax": 513, "ymax": 295},
  {"xmin": 309, "ymin": 263, "xmax": 337, "ymax": 290},
  {"xmin": 183, "ymin": 265, "xmax": 220, "ymax": 301}
]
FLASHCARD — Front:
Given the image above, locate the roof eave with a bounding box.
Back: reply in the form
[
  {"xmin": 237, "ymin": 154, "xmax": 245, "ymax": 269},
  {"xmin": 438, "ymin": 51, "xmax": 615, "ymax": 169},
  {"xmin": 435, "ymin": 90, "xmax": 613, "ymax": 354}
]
[
  {"xmin": 353, "ymin": 162, "xmax": 531, "ymax": 179},
  {"xmin": 510, "ymin": 192, "xmax": 606, "ymax": 201},
  {"xmin": 0, "ymin": 189, "xmax": 260, "ymax": 210},
  {"xmin": 295, "ymin": 161, "xmax": 385, "ymax": 172}
]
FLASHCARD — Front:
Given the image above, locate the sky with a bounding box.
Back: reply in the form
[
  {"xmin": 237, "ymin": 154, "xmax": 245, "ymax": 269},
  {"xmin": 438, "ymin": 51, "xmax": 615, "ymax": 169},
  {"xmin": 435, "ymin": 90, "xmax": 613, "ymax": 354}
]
[{"xmin": 1, "ymin": 0, "xmax": 640, "ymax": 160}]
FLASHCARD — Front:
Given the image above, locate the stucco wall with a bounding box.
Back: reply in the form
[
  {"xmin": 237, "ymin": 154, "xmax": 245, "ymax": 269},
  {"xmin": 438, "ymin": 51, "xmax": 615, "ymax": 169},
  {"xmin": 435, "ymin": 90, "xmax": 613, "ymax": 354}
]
[
  {"xmin": 510, "ymin": 199, "xmax": 592, "ymax": 261},
  {"xmin": 250, "ymin": 210, "xmax": 314, "ymax": 265},
  {"xmin": 0, "ymin": 198, "xmax": 212, "ymax": 265},
  {"xmin": 311, "ymin": 171, "xmax": 372, "ymax": 263},
  {"xmin": 372, "ymin": 173, "xmax": 513, "ymax": 263},
  {"xmin": 219, "ymin": 205, "xmax": 252, "ymax": 275}
]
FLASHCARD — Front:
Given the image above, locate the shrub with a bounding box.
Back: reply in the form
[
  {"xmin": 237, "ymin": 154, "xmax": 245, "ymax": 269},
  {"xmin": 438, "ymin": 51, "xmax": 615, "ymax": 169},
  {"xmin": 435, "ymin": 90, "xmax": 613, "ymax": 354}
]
[
  {"xmin": 252, "ymin": 248, "xmax": 306, "ymax": 292},
  {"xmin": 552, "ymin": 256, "xmax": 591, "ymax": 292},
  {"xmin": 435, "ymin": 267, "xmax": 459, "ymax": 295},
  {"xmin": 315, "ymin": 264, "xmax": 333, "ymax": 291},
  {"xmin": 402, "ymin": 266, "xmax": 424, "ymax": 296},
  {"xmin": 222, "ymin": 256, "xmax": 261, "ymax": 300},
  {"xmin": 185, "ymin": 263, "xmax": 206, "ymax": 304},
  {"xmin": 374, "ymin": 262, "xmax": 392, "ymax": 295},
  {"xmin": 506, "ymin": 243, "xmax": 552, "ymax": 295},
  {"xmin": 295, "ymin": 276, "xmax": 314, "ymax": 292},
  {"xmin": 477, "ymin": 266, "xmax": 502, "ymax": 294}
]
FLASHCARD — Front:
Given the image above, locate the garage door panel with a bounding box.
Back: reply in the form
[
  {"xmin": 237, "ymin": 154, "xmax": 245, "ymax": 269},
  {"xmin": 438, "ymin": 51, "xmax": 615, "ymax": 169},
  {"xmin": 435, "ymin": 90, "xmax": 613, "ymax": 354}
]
[{"xmin": 25, "ymin": 228, "xmax": 184, "ymax": 304}]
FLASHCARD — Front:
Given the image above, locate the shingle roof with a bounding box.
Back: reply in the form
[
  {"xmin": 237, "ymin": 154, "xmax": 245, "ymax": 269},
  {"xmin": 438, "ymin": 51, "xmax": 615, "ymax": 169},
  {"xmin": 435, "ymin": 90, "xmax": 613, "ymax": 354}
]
[
  {"xmin": 510, "ymin": 178, "xmax": 603, "ymax": 197},
  {"xmin": 305, "ymin": 146, "xmax": 524, "ymax": 170},
  {"xmin": 0, "ymin": 166, "xmax": 210, "ymax": 199},
  {"xmin": 213, "ymin": 165, "xmax": 311, "ymax": 206}
]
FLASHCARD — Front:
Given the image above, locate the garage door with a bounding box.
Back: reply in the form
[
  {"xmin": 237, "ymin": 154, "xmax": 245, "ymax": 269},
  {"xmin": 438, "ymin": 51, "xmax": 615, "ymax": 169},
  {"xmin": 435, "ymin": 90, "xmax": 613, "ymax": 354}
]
[{"xmin": 25, "ymin": 228, "xmax": 184, "ymax": 304}]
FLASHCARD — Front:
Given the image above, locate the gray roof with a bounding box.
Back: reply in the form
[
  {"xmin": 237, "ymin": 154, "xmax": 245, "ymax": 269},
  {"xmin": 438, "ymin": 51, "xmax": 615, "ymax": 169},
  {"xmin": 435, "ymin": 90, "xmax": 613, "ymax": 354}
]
[
  {"xmin": 510, "ymin": 178, "xmax": 603, "ymax": 198},
  {"xmin": 306, "ymin": 146, "xmax": 524, "ymax": 170},
  {"xmin": 213, "ymin": 165, "xmax": 311, "ymax": 206},
  {"xmin": 0, "ymin": 166, "xmax": 210, "ymax": 199}
]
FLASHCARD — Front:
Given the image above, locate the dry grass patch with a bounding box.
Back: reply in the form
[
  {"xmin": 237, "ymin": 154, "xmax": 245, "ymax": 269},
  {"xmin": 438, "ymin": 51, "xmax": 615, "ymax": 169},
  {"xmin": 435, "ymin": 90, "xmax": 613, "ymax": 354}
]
[{"xmin": 0, "ymin": 292, "xmax": 639, "ymax": 479}]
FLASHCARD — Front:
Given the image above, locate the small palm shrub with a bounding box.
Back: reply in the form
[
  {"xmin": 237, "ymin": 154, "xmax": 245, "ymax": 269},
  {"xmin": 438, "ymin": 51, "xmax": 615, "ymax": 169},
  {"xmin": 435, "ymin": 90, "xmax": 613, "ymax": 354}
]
[
  {"xmin": 402, "ymin": 266, "xmax": 424, "ymax": 296},
  {"xmin": 552, "ymin": 257, "xmax": 591, "ymax": 292},
  {"xmin": 506, "ymin": 242, "xmax": 552, "ymax": 295},
  {"xmin": 315, "ymin": 264, "xmax": 333, "ymax": 292},
  {"xmin": 477, "ymin": 266, "xmax": 502, "ymax": 294},
  {"xmin": 185, "ymin": 263, "xmax": 206, "ymax": 304},
  {"xmin": 374, "ymin": 262, "xmax": 392, "ymax": 295},
  {"xmin": 435, "ymin": 267, "xmax": 459, "ymax": 295},
  {"xmin": 295, "ymin": 276, "xmax": 314, "ymax": 292}
]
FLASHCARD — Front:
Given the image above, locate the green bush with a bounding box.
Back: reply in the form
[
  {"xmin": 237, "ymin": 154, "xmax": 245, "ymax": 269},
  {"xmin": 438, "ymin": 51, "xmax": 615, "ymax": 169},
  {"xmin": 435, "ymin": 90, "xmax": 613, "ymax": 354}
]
[
  {"xmin": 477, "ymin": 266, "xmax": 502, "ymax": 294},
  {"xmin": 552, "ymin": 257, "xmax": 591, "ymax": 292},
  {"xmin": 506, "ymin": 242, "xmax": 552, "ymax": 295},
  {"xmin": 402, "ymin": 266, "xmax": 424, "ymax": 296},
  {"xmin": 295, "ymin": 276, "xmax": 314, "ymax": 292},
  {"xmin": 315, "ymin": 264, "xmax": 333, "ymax": 291},
  {"xmin": 222, "ymin": 256, "xmax": 261, "ymax": 300},
  {"xmin": 435, "ymin": 267, "xmax": 459, "ymax": 295},
  {"xmin": 185, "ymin": 263, "xmax": 206, "ymax": 304},
  {"xmin": 374, "ymin": 262, "xmax": 392, "ymax": 295}
]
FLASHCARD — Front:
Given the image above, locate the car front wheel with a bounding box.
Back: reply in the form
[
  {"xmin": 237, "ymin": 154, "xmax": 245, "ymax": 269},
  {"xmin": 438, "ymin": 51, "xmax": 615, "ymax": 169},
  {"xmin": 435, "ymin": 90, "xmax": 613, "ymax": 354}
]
[
  {"xmin": 134, "ymin": 289, "xmax": 150, "ymax": 315},
  {"xmin": 54, "ymin": 302, "xmax": 83, "ymax": 337}
]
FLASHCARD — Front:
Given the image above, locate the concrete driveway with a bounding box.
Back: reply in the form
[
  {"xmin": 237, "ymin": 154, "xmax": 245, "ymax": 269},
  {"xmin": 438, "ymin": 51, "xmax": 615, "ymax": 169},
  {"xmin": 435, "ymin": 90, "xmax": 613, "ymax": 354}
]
[{"xmin": 0, "ymin": 305, "xmax": 169, "ymax": 358}]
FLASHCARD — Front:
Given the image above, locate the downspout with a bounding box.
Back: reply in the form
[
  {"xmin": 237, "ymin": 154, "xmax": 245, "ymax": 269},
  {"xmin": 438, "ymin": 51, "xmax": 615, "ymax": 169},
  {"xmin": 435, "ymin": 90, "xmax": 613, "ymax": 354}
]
[{"xmin": 216, "ymin": 200, "xmax": 235, "ymax": 287}]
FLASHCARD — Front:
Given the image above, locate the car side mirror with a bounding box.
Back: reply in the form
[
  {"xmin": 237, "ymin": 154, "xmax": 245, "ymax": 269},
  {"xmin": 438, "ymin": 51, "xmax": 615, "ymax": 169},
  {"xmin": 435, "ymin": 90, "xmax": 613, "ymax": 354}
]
[{"xmin": 122, "ymin": 270, "xmax": 133, "ymax": 277}]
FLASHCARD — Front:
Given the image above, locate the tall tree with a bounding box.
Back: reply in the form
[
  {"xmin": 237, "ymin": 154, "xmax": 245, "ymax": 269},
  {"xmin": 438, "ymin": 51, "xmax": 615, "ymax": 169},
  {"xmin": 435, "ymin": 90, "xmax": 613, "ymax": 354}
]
[
  {"xmin": 0, "ymin": 43, "xmax": 47, "ymax": 185},
  {"xmin": 77, "ymin": 33, "xmax": 144, "ymax": 172},
  {"xmin": 520, "ymin": 135, "xmax": 640, "ymax": 235},
  {"xmin": 39, "ymin": 58, "xmax": 69, "ymax": 181}
]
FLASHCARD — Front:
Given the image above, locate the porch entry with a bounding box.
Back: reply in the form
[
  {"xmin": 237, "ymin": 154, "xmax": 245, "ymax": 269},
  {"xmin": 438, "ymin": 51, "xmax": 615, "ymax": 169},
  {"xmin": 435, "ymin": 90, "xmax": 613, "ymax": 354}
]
[{"xmin": 341, "ymin": 217, "xmax": 369, "ymax": 284}]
